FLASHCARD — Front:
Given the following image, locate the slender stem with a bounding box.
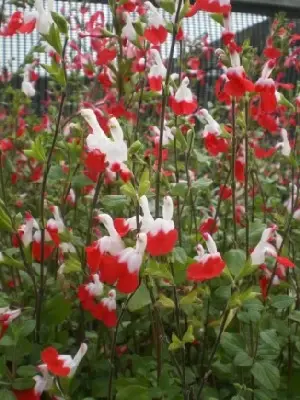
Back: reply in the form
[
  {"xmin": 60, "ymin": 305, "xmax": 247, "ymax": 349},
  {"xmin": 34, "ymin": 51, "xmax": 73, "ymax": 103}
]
[
  {"xmin": 154, "ymin": 0, "xmax": 183, "ymax": 217},
  {"xmin": 210, "ymin": 168, "xmax": 231, "ymax": 234},
  {"xmin": 173, "ymin": 138, "xmax": 183, "ymax": 246},
  {"xmin": 231, "ymin": 99, "xmax": 237, "ymax": 246},
  {"xmin": 170, "ymin": 262, "xmax": 186, "ymax": 396},
  {"xmin": 197, "ymin": 308, "xmax": 230, "ymax": 399},
  {"xmin": 0, "ymin": 151, "xmax": 6, "ymax": 204},
  {"xmin": 86, "ymin": 173, "xmax": 103, "ymax": 246},
  {"xmin": 199, "ymin": 298, "xmax": 210, "ymax": 377},
  {"xmin": 244, "ymin": 101, "xmax": 249, "ymax": 256},
  {"xmin": 35, "ymin": 39, "xmax": 68, "ymax": 343},
  {"xmin": 107, "ymin": 292, "xmax": 137, "ymax": 400}
]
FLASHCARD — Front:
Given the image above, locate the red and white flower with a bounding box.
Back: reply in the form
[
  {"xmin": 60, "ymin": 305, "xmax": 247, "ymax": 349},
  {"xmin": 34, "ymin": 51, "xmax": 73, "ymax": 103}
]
[
  {"xmin": 144, "ymin": 2, "xmax": 168, "ymax": 45},
  {"xmin": 148, "ymin": 49, "xmax": 167, "ymax": 92},
  {"xmin": 121, "ymin": 12, "xmax": 136, "ymax": 42},
  {"xmin": 0, "ymin": 307, "xmax": 21, "ymax": 338},
  {"xmin": 187, "ymin": 233, "xmax": 225, "ymax": 281},
  {"xmin": 169, "ymin": 77, "xmax": 197, "ymax": 115},
  {"xmin": 197, "ymin": 109, "xmax": 229, "ymax": 156},
  {"xmin": 255, "ymin": 60, "xmax": 277, "ymax": 113},
  {"xmin": 116, "ymin": 233, "xmax": 147, "ymax": 293},
  {"xmin": 186, "ymin": 0, "xmax": 231, "ymax": 17},
  {"xmin": 96, "ymin": 289, "xmax": 117, "ymax": 327},
  {"xmin": 41, "ymin": 343, "xmax": 88, "ymax": 377},
  {"xmin": 22, "ymin": 65, "xmax": 36, "ymax": 97},
  {"xmin": 250, "ymin": 226, "xmax": 278, "ymax": 265},
  {"xmin": 139, "ymin": 195, "xmax": 178, "ymax": 256}
]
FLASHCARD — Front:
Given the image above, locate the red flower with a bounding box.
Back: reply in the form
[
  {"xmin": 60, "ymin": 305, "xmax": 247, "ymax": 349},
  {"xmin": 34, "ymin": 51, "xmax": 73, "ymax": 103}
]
[
  {"xmin": 204, "ymin": 133, "xmax": 229, "ymax": 156},
  {"xmin": 84, "ymin": 150, "xmax": 107, "ymax": 174},
  {"xmin": 235, "ymin": 159, "xmax": 245, "ymax": 183},
  {"xmin": 257, "ymin": 113, "xmax": 278, "ymax": 133},
  {"xmin": 224, "ymin": 67, "xmax": 255, "ymax": 97},
  {"xmin": 144, "ymin": 26, "xmax": 167, "ymax": 45},
  {"xmin": 255, "ymin": 78, "xmax": 277, "ymax": 113},
  {"xmin": 219, "ymin": 185, "xmax": 232, "ymax": 200},
  {"xmin": 169, "ymin": 77, "xmax": 197, "ymax": 116},
  {"xmin": 187, "ymin": 233, "xmax": 225, "ymax": 282},
  {"xmin": 199, "ymin": 217, "xmax": 218, "ymax": 235},
  {"xmin": 254, "ymin": 145, "xmax": 276, "ymax": 159},
  {"xmin": 114, "ymin": 218, "xmax": 130, "ymax": 237},
  {"xmin": 147, "ymin": 230, "xmax": 178, "ymax": 257},
  {"xmin": 96, "ymin": 48, "xmax": 117, "ymax": 66},
  {"xmin": 186, "ymin": 0, "xmax": 231, "ymax": 17},
  {"xmin": 41, "ymin": 347, "xmax": 71, "ymax": 377}
]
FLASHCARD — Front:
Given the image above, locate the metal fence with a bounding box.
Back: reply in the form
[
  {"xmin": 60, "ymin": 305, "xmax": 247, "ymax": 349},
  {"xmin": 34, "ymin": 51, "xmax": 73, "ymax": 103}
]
[{"xmin": 0, "ymin": 1, "xmax": 299, "ymax": 110}]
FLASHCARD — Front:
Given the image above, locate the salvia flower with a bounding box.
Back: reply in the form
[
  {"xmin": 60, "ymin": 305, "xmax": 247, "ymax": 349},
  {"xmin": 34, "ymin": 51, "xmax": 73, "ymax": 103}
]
[
  {"xmin": 148, "ymin": 49, "xmax": 167, "ymax": 92},
  {"xmin": 187, "ymin": 233, "xmax": 225, "ymax": 281},
  {"xmin": 0, "ymin": 307, "xmax": 21, "ymax": 338},
  {"xmin": 41, "ymin": 343, "xmax": 88, "ymax": 377},
  {"xmin": 169, "ymin": 77, "xmax": 197, "ymax": 115},
  {"xmin": 186, "ymin": 0, "xmax": 231, "ymax": 17},
  {"xmin": 144, "ymin": 2, "xmax": 168, "ymax": 45}
]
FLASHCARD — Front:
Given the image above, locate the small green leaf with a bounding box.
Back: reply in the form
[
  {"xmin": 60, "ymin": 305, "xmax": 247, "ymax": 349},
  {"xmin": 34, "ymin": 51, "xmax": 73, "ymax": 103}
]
[
  {"xmin": 120, "ymin": 182, "xmax": 136, "ymax": 199},
  {"xmin": 143, "ymin": 260, "xmax": 173, "ymax": 282},
  {"xmin": 251, "ymin": 361, "xmax": 280, "ymax": 391},
  {"xmin": 289, "ymin": 310, "xmax": 300, "ymax": 323},
  {"xmin": 64, "ymin": 255, "xmax": 82, "ymax": 274},
  {"xmin": 210, "ymin": 13, "xmax": 224, "ymax": 26},
  {"xmin": 0, "ymin": 335, "xmax": 15, "ymax": 346},
  {"xmin": 182, "ymin": 325, "xmax": 194, "ymax": 344},
  {"xmin": 138, "ymin": 170, "xmax": 150, "ymax": 197},
  {"xmin": 160, "ymin": 0, "xmax": 175, "ymax": 14},
  {"xmin": 224, "ymin": 249, "xmax": 246, "ymax": 277},
  {"xmin": 180, "ymin": 290, "xmax": 198, "ymax": 305},
  {"xmin": 0, "ymin": 390, "xmax": 17, "ymax": 400},
  {"xmin": 127, "ymin": 283, "xmax": 153, "ymax": 312},
  {"xmin": 51, "ymin": 11, "xmax": 68, "ymax": 35},
  {"xmin": 191, "ymin": 178, "xmax": 212, "ymax": 191},
  {"xmin": 116, "ymin": 385, "xmax": 150, "ymax": 400},
  {"xmin": 233, "ymin": 351, "xmax": 253, "ymax": 367},
  {"xmin": 72, "ymin": 174, "xmax": 93, "ymax": 189},
  {"xmin": 157, "ymin": 294, "xmax": 174, "ymax": 309},
  {"xmin": 44, "ymin": 294, "xmax": 72, "ymax": 325},
  {"xmin": 173, "ymin": 247, "xmax": 187, "ymax": 264},
  {"xmin": 170, "ymin": 182, "xmax": 188, "ymax": 198},
  {"xmin": 17, "ymin": 366, "xmax": 37, "ymax": 377},
  {"xmin": 169, "ymin": 333, "xmax": 184, "ymax": 351},
  {"xmin": 19, "ymin": 320, "xmax": 36, "ymax": 337},
  {"xmin": 12, "ymin": 378, "xmax": 34, "ymax": 390},
  {"xmin": 42, "ymin": 23, "xmax": 62, "ymax": 55},
  {"xmin": 271, "ymin": 295, "xmax": 294, "ymax": 310},
  {"xmin": 24, "ymin": 136, "xmax": 46, "ymax": 162}
]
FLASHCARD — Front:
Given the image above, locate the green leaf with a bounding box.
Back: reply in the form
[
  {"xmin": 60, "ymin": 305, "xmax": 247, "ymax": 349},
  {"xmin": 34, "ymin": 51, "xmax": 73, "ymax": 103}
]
[
  {"xmin": 160, "ymin": 0, "xmax": 175, "ymax": 14},
  {"xmin": 16, "ymin": 366, "xmax": 37, "ymax": 377},
  {"xmin": 170, "ymin": 182, "xmax": 188, "ymax": 198},
  {"xmin": 64, "ymin": 255, "xmax": 82, "ymax": 274},
  {"xmin": 127, "ymin": 283, "xmax": 152, "ymax": 312},
  {"xmin": 24, "ymin": 136, "xmax": 46, "ymax": 162},
  {"xmin": 41, "ymin": 62, "xmax": 66, "ymax": 86},
  {"xmin": 191, "ymin": 178, "xmax": 212, "ymax": 191},
  {"xmin": 233, "ymin": 351, "xmax": 253, "ymax": 367},
  {"xmin": 12, "ymin": 378, "xmax": 35, "ymax": 390},
  {"xmin": 42, "ymin": 23, "xmax": 62, "ymax": 55},
  {"xmin": 116, "ymin": 385, "xmax": 150, "ymax": 400},
  {"xmin": 270, "ymin": 295, "xmax": 294, "ymax": 310},
  {"xmin": 143, "ymin": 260, "xmax": 173, "ymax": 282},
  {"xmin": 173, "ymin": 247, "xmax": 187, "ymax": 264},
  {"xmin": 0, "ymin": 335, "xmax": 15, "ymax": 346},
  {"xmin": 128, "ymin": 140, "xmax": 142, "ymax": 154},
  {"xmin": 221, "ymin": 333, "xmax": 245, "ymax": 356},
  {"xmin": 210, "ymin": 13, "xmax": 224, "ymax": 26},
  {"xmin": 289, "ymin": 310, "xmax": 300, "ymax": 323},
  {"xmin": 0, "ymin": 201, "xmax": 13, "ymax": 233},
  {"xmin": 182, "ymin": 325, "xmax": 194, "ymax": 344},
  {"xmin": 72, "ymin": 174, "xmax": 93, "ymax": 189},
  {"xmin": 168, "ymin": 333, "xmax": 184, "ymax": 351},
  {"xmin": 19, "ymin": 320, "xmax": 36, "ymax": 337},
  {"xmin": 251, "ymin": 361, "xmax": 280, "ymax": 391},
  {"xmin": 0, "ymin": 390, "xmax": 17, "ymax": 400},
  {"xmin": 138, "ymin": 170, "xmax": 150, "ymax": 197},
  {"xmin": 174, "ymin": 129, "xmax": 187, "ymax": 151},
  {"xmin": 260, "ymin": 330, "xmax": 280, "ymax": 351},
  {"xmin": 157, "ymin": 294, "xmax": 174, "ymax": 309},
  {"xmin": 51, "ymin": 11, "xmax": 68, "ymax": 35},
  {"xmin": 44, "ymin": 294, "xmax": 72, "ymax": 325},
  {"xmin": 180, "ymin": 290, "xmax": 198, "ymax": 305},
  {"xmin": 102, "ymin": 195, "xmax": 130, "ymax": 210},
  {"xmin": 120, "ymin": 182, "xmax": 136, "ymax": 199},
  {"xmin": 224, "ymin": 249, "xmax": 246, "ymax": 277}
]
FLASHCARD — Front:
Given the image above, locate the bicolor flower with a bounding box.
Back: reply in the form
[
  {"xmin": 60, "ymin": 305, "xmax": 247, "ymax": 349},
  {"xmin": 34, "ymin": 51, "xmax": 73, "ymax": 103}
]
[
  {"xmin": 0, "ymin": 307, "xmax": 21, "ymax": 338},
  {"xmin": 187, "ymin": 233, "xmax": 225, "ymax": 281},
  {"xmin": 255, "ymin": 60, "xmax": 277, "ymax": 113},
  {"xmin": 41, "ymin": 343, "xmax": 88, "ymax": 377},
  {"xmin": 169, "ymin": 77, "xmax": 197, "ymax": 115},
  {"xmin": 148, "ymin": 49, "xmax": 167, "ymax": 92},
  {"xmin": 22, "ymin": 65, "xmax": 36, "ymax": 97},
  {"xmin": 144, "ymin": 2, "xmax": 167, "ymax": 45},
  {"xmin": 121, "ymin": 12, "xmax": 136, "ymax": 42},
  {"xmin": 116, "ymin": 233, "xmax": 147, "ymax": 293},
  {"xmin": 225, "ymin": 66, "xmax": 255, "ymax": 97},
  {"xmin": 198, "ymin": 109, "xmax": 229, "ymax": 156},
  {"xmin": 251, "ymin": 226, "xmax": 278, "ymax": 265},
  {"xmin": 186, "ymin": 0, "xmax": 231, "ymax": 17},
  {"xmin": 95, "ymin": 289, "xmax": 117, "ymax": 327},
  {"xmin": 139, "ymin": 195, "xmax": 178, "ymax": 256}
]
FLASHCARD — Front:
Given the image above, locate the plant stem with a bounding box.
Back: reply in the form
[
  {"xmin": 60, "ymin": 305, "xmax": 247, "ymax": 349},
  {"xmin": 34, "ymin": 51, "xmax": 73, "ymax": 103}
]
[
  {"xmin": 154, "ymin": 0, "xmax": 183, "ymax": 217},
  {"xmin": 231, "ymin": 99, "xmax": 237, "ymax": 246},
  {"xmin": 86, "ymin": 173, "xmax": 103, "ymax": 246},
  {"xmin": 210, "ymin": 167, "xmax": 231, "ymax": 234},
  {"xmin": 35, "ymin": 39, "xmax": 68, "ymax": 343},
  {"xmin": 197, "ymin": 308, "xmax": 230, "ymax": 399},
  {"xmin": 107, "ymin": 292, "xmax": 136, "ymax": 400},
  {"xmin": 244, "ymin": 101, "xmax": 249, "ymax": 256}
]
